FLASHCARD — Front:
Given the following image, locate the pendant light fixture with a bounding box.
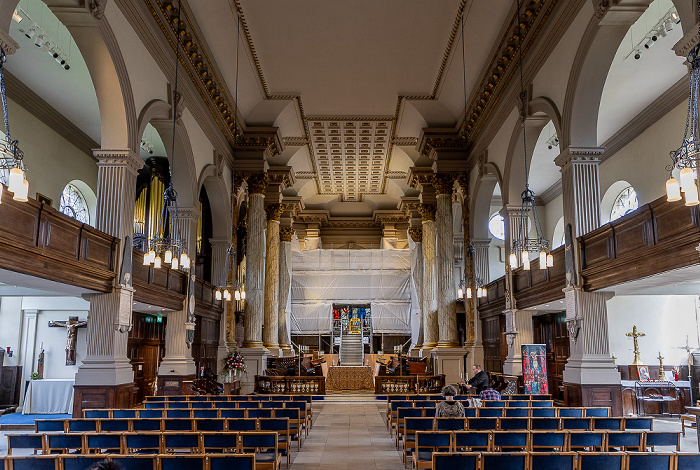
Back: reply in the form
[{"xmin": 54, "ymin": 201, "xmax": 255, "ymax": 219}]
[
  {"xmin": 0, "ymin": 46, "xmax": 29, "ymax": 203},
  {"xmin": 665, "ymin": 7, "xmax": 700, "ymax": 206},
  {"xmin": 145, "ymin": 0, "xmax": 189, "ymax": 270},
  {"xmin": 509, "ymin": 0, "xmax": 552, "ymax": 271}
]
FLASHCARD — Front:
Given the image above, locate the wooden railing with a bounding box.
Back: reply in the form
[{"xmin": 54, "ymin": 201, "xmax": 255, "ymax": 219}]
[
  {"xmin": 254, "ymin": 375, "xmax": 325, "ymax": 394},
  {"xmin": 0, "ymin": 188, "xmax": 117, "ymax": 292},
  {"xmin": 374, "ymin": 374, "xmax": 445, "ymax": 394}
]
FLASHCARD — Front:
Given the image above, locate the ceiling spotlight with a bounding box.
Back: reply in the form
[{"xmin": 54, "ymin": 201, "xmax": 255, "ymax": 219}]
[
  {"xmin": 671, "ymin": 10, "xmax": 680, "ymax": 24},
  {"xmin": 63, "ymin": 64, "xmax": 70, "ymax": 71},
  {"xmin": 54, "ymin": 55, "xmax": 65, "ymax": 65},
  {"xmin": 34, "ymin": 35, "xmax": 44, "ymax": 48},
  {"xmin": 12, "ymin": 10, "xmax": 22, "ymax": 23},
  {"xmin": 659, "ymin": 26, "xmax": 668, "ymax": 38},
  {"xmin": 644, "ymin": 37, "xmax": 655, "ymax": 49},
  {"xmin": 664, "ymin": 19, "xmax": 674, "ymax": 32},
  {"xmin": 634, "ymin": 49, "xmax": 642, "ymax": 60},
  {"xmin": 24, "ymin": 25, "xmax": 36, "ymax": 39}
]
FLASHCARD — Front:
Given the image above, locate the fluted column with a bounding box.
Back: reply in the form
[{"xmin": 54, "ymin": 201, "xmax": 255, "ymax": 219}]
[
  {"xmin": 502, "ymin": 205, "xmax": 527, "ymax": 268},
  {"xmin": 76, "ymin": 150, "xmax": 142, "ymax": 389},
  {"xmin": 420, "ymin": 204, "xmax": 438, "ymax": 350},
  {"xmin": 278, "ymin": 226, "xmax": 294, "ymax": 353},
  {"xmin": 409, "ymin": 228, "xmax": 424, "ymax": 351},
  {"xmin": 263, "ymin": 204, "xmax": 282, "ymax": 352},
  {"xmin": 434, "ymin": 175, "xmax": 458, "ymax": 347},
  {"xmin": 471, "ymin": 238, "xmax": 491, "ymax": 284},
  {"xmin": 555, "ymin": 147, "xmax": 603, "ymax": 237},
  {"xmin": 210, "ymin": 238, "xmax": 231, "ymax": 372},
  {"xmin": 243, "ymin": 174, "xmax": 268, "ymax": 348},
  {"xmin": 502, "ymin": 309, "xmax": 534, "ymax": 376}
]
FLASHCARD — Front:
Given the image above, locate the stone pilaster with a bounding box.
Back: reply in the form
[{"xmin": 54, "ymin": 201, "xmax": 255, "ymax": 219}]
[
  {"xmin": 471, "ymin": 238, "xmax": 491, "ymax": 284},
  {"xmin": 19, "ymin": 309, "xmax": 39, "ymax": 407},
  {"xmin": 278, "ymin": 226, "xmax": 294, "ymax": 355},
  {"xmin": 502, "ymin": 309, "xmax": 534, "ymax": 376},
  {"xmin": 263, "ymin": 204, "xmax": 283, "ymax": 353},
  {"xmin": 555, "ymin": 147, "xmax": 603, "ymax": 237},
  {"xmin": 175, "ymin": 207, "xmax": 201, "ymax": 262},
  {"xmin": 409, "ymin": 227, "xmax": 424, "ymax": 353},
  {"xmin": 502, "ymin": 205, "xmax": 527, "ymax": 268},
  {"xmin": 158, "ymin": 307, "xmax": 197, "ymax": 376},
  {"xmin": 420, "ymin": 204, "xmax": 438, "ymax": 350},
  {"xmin": 434, "ymin": 174, "xmax": 458, "ymax": 347},
  {"xmin": 210, "ymin": 238, "xmax": 231, "ymax": 372}
]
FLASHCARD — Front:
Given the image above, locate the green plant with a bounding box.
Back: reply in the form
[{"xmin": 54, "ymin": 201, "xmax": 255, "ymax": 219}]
[{"xmin": 30, "ymin": 372, "xmax": 40, "ymax": 380}]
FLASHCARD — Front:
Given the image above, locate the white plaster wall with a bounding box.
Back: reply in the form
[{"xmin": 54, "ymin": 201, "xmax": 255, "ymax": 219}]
[
  {"xmin": 0, "ymin": 297, "xmax": 23, "ymax": 367},
  {"xmin": 607, "ymin": 295, "xmax": 700, "ymax": 366},
  {"xmin": 182, "ymin": 109, "xmax": 216, "ymax": 182},
  {"xmin": 35, "ymin": 310, "xmax": 88, "ymax": 379}
]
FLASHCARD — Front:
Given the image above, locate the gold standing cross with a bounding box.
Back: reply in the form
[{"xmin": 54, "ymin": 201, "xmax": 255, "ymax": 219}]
[
  {"xmin": 657, "ymin": 351, "xmax": 664, "ymax": 375},
  {"xmin": 626, "ymin": 325, "xmax": 646, "ymax": 366}
]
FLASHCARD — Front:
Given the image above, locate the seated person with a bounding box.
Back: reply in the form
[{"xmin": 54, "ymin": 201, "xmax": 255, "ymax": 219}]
[
  {"xmin": 462, "ymin": 364, "xmax": 489, "ymax": 394},
  {"xmin": 479, "ymin": 385, "xmax": 501, "ymax": 401},
  {"xmin": 436, "ymin": 385, "xmax": 465, "ymax": 417}
]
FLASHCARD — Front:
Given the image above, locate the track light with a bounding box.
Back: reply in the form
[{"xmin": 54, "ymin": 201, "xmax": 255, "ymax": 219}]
[
  {"xmin": 24, "ymin": 26, "xmax": 36, "ymax": 39},
  {"xmin": 644, "ymin": 37, "xmax": 655, "ymax": 49},
  {"xmin": 671, "ymin": 10, "xmax": 680, "ymax": 23},
  {"xmin": 658, "ymin": 26, "xmax": 668, "ymax": 38},
  {"xmin": 34, "ymin": 35, "xmax": 44, "ymax": 48},
  {"xmin": 634, "ymin": 50, "xmax": 642, "ymax": 60},
  {"xmin": 12, "ymin": 10, "xmax": 22, "ymax": 23}
]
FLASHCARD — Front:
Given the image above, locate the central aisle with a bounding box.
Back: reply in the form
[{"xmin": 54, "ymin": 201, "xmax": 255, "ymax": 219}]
[{"xmin": 291, "ymin": 401, "xmax": 404, "ymax": 469}]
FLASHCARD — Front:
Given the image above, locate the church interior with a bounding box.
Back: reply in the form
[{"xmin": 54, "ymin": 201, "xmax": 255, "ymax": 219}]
[{"xmin": 0, "ymin": 0, "xmax": 698, "ymax": 467}]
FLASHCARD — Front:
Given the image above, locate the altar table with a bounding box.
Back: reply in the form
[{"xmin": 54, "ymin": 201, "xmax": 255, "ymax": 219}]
[
  {"xmin": 326, "ymin": 366, "xmax": 374, "ymax": 390},
  {"xmin": 686, "ymin": 406, "xmax": 700, "ymax": 451},
  {"xmin": 23, "ymin": 378, "xmax": 75, "ymax": 414}
]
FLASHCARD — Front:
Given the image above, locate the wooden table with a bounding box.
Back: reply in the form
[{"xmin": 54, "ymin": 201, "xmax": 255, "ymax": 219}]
[
  {"xmin": 686, "ymin": 406, "xmax": 700, "ymax": 451},
  {"xmin": 326, "ymin": 366, "xmax": 374, "ymax": 390},
  {"xmin": 223, "ymin": 380, "xmax": 241, "ymax": 395}
]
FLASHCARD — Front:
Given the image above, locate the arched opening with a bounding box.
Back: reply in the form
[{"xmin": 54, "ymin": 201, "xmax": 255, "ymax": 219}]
[
  {"xmin": 196, "ymin": 186, "xmax": 213, "ymax": 283},
  {"xmin": 602, "ymin": 181, "xmax": 639, "ymax": 224},
  {"xmin": 59, "ymin": 180, "xmax": 95, "ymax": 226}
]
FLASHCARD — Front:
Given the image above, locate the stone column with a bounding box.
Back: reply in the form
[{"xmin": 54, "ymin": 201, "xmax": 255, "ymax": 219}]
[
  {"xmin": 409, "ymin": 228, "xmax": 424, "ymax": 354},
  {"xmin": 502, "ymin": 309, "xmax": 535, "ymax": 376},
  {"xmin": 555, "ymin": 147, "xmax": 603, "ymax": 237},
  {"xmin": 471, "ymin": 238, "xmax": 491, "ymax": 284},
  {"xmin": 433, "ymin": 175, "xmax": 458, "ymax": 347},
  {"xmin": 263, "ymin": 204, "xmax": 282, "ymax": 354},
  {"xmin": 278, "ymin": 226, "xmax": 294, "ymax": 355},
  {"xmin": 210, "ymin": 238, "xmax": 231, "ymax": 373},
  {"xmin": 75, "ymin": 150, "xmax": 141, "ymax": 415},
  {"xmin": 19, "ymin": 309, "xmax": 39, "ymax": 407},
  {"xmin": 502, "ymin": 205, "xmax": 527, "ymax": 268},
  {"xmin": 420, "ymin": 204, "xmax": 438, "ymax": 351}
]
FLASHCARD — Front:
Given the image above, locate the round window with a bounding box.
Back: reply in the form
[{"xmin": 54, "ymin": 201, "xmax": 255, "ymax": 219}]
[
  {"xmin": 59, "ymin": 184, "xmax": 90, "ymax": 224},
  {"xmin": 488, "ymin": 213, "xmax": 505, "ymax": 240}
]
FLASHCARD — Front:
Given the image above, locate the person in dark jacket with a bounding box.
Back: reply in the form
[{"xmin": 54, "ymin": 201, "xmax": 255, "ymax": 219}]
[{"xmin": 464, "ymin": 364, "xmax": 489, "ymax": 394}]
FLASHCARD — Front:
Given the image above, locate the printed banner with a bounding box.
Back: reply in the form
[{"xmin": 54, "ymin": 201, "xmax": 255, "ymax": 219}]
[{"xmin": 521, "ymin": 344, "xmax": 548, "ymax": 394}]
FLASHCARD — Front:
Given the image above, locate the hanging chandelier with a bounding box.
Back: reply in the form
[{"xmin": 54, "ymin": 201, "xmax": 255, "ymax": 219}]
[
  {"xmin": 144, "ymin": 0, "xmax": 189, "ymax": 270},
  {"xmin": 457, "ymin": 279, "xmax": 487, "ymax": 300},
  {"xmin": 0, "ymin": 45, "xmax": 29, "ymax": 202},
  {"xmin": 508, "ymin": 0, "xmax": 552, "ymax": 271},
  {"xmin": 665, "ymin": 40, "xmax": 700, "ymax": 205}
]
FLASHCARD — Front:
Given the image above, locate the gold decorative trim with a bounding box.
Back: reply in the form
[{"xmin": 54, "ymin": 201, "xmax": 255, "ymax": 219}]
[
  {"xmin": 408, "ymin": 227, "xmax": 423, "ymax": 243},
  {"xmin": 246, "ymin": 173, "xmax": 268, "ymax": 195},
  {"xmin": 419, "ymin": 204, "xmax": 437, "ymax": 222},
  {"xmin": 265, "ymin": 203, "xmax": 283, "ymax": 221},
  {"xmin": 433, "ymin": 174, "xmax": 456, "ymax": 195},
  {"xmin": 279, "ymin": 226, "xmax": 295, "ymax": 242}
]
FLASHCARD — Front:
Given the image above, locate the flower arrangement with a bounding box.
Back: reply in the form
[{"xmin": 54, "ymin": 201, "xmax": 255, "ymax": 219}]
[{"xmin": 223, "ymin": 349, "xmax": 247, "ymax": 375}]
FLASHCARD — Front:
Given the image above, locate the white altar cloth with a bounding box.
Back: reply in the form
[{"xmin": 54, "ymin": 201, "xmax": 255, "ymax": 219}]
[{"xmin": 23, "ymin": 378, "xmax": 74, "ymax": 414}]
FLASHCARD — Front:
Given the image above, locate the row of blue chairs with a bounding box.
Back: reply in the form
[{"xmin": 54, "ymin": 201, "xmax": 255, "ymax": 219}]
[
  {"xmin": 384, "ymin": 394, "xmax": 552, "ymax": 402},
  {"xmin": 421, "ymin": 451, "xmax": 699, "ymax": 470},
  {"xmin": 142, "ymin": 401, "xmax": 305, "ymax": 410},
  {"xmin": 145, "ymin": 394, "xmax": 315, "ymax": 402},
  {"xmin": 3, "ymin": 453, "xmax": 256, "ymax": 470},
  {"xmin": 86, "ymin": 405, "xmax": 306, "ymax": 420}
]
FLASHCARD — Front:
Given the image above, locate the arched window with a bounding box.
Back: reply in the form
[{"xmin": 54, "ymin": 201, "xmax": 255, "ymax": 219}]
[
  {"xmin": 610, "ymin": 186, "xmax": 638, "ymax": 221},
  {"xmin": 59, "ymin": 183, "xmax": 89, "ymax": 224},
  {"xmin": 488, "ymin": 212, "xmax": 505, "ymax": 240}
]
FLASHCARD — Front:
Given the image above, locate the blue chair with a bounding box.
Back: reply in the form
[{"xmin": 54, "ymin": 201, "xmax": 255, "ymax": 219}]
[
  {"xmin": 624, "ymin": 416, "xmax": 653, "ymax": 430},
  {"xmin": 227, "ymin": 418, "xmax": 258, "ymax": 432},
  {"xmin": 413, "ymin": 401, "xmax": 435, "ymax": 409},
  {"xmin": 217, "ymin": 402, "xmax": 238, "ymax": 409},
  {"xmin": 530, "ymin": 401, "xmax": 554, "ymax": 407},
  {"xmin": 193, "ymin": 409, "xmax": 218, "ymax": 419},
  {"xmin": 529, "ymin": 452, "xmax": 576, "ymax": 470},
  {"xmin": 676, "ymin": 453, "xmax": 700, "ymax": 470},
  {"xmin": 481, "ymin": 452, "xmax": 528, "ymax": 470},
  {"xmin": 645, "ymin": 431, "xmax": 681, "ymax": 451},
  {"xmin": 84, "ymin": 433, "xmax": 122, "ymax": 454},
  {"xmin": 34, "ymin": 420, "xmax": 65, "ymax": 433},
  {"xmin": 195, "ymin": 418, "xmax": 226, "ymax": 432},
  {"xmin": 7, "ymin": 434, "xmax": 44, "ymax": 455},
  {"xmin": 249, "ymin": 396, "xmax": 270, "ymax": 401},
  {"xmin": 190, "ymin": 402, "xmax": 212, "ymax": 409},
  {"xmin": 162, "ymin": 432, "xmax": 200, "ymax": 453},
  {"xmin": 220, "ymin": 409, "xmax": 246, "ymax": 419},
  {"xmin": 167, "ymin": 402, "xmax": 191, "ymax": 409},
  {"xmin": 247, "ymin": 409, "xmax": 273, "ymax": 419},
  {"xmin": 463, "ymin": 407, "xmax": 476, "ymax": 417},
  {"xmin": 568, "ymin": 431, "xmax": 606, "ymax": 451},
  {"xmin": 99, "ymin": 419, "xmax": 130, "ymax": 432},
  {"xmin": 468, "ymin": 417, "xmax": 498, "ymax": 430},
  {"xmin": 6, "ymin": 456, "xmax": 57, "ymax": 470},
  {"xmin": 144, "ymin": 402, "xmax": 164, "ymax": 409},
  {"xmin": 422, "ymin": 407, "xmax": 436, "ymax": 418},
  {"xmin": 168, "ymin": 396, "xmax": 187, "ymax": 402},
  {"xmin": 435, "ymin": 417, "xmax": 467, "ymax": 431},
  {"xmin": 499, "ymin": 417, "xmax": 529, "ymax": 431},
  {"xmin": 403, "ymin": 417, "xmax": 434, "ymax": 465},
  {"xmin": 259, "ymin": 418, "xmax": 292, "ymax": 467},
  {"xmin": 67, "ymin": 419, "xmax": 98, "ymax": 433},
  {"xmin": 530, "ymin": 417, "xmax": 560, "ymax": 430},
  {"xmin": 262, "ymin": 401, "xmax": 286, "ymax": 409},
  {"xmin": 492, "ymin": 431, "xmax": 529, "ymax": 451},
  {"xmin": 482, "ymin": 400, "xmax": 506, "ymax": 408},
  {"xmin": 432, "ymin": 452, "xmax": 479, "ymax": 470},
  {"xmin": 45, "ymin": 433, "xmax": 83, "ymax": 454},
  {"xmin": 504, "ymin": 408, "xmax": 529, "ymax": 417},
  {"xmin": 208, "ymin": 454, "xmax": 256, "ymax": 470},
  {"xmin": 396, "ymin": 407, "xmax": 424, "ymax": 447},
  {"xmin": 160, "ymin": 455, "xmax": 205, "ymax": 470},
  {"xmin": 132, "ymin": 419, "xmax": 161, "ymax": 432},
  {"xmin": 577, "ymin": 452, "xmax": 625, "ymax": 470},
  {"xmin": 530, "ymin": 431, "xmax": 567, "ymax": 451},
  {"xmin": 84, "ymin": 410, "xmax": 109, "ymax": 419},
  {"xmin": 412, "ymin": 431, "xmax": 452, "ymax": 470},
  {"xmin": 607, "ymin": 431, "xmax": 643, "ymax": 451},
  {"xmin": 592, "ymin": 417, "xmax": 623, "ymax": 431},
  {"xmin": 113, "ymin": 409, "xmax": 137, "ymax": 419},
  {"xmin": 162, "ymin": 419, "xmax": 194, "ymax": 431},
  {"xmin": 62, "ymin": 456, "xmax": 108, "ymax": 470},
  {"xmin": 532, "ymin": 395, "xmax": 551, "ymax": 400},
  {"xmin": 478, "ymin": 408, "xmax": 503, "ymax": 418},
  {"xmin": 239, "ymin": 432, "xmax": 281, "ymax": 470},
  {"xmin": 147, "ymin": 396, "xmax": 166, "ymax": 402},
  {"xmin": 123, "ymin": 433, "xmax": 161, "ymax": 454},
  {"xmin": 627, "ymin": 452, "xmax": 674, "ymax": 470},
  {"xmin": 201, "ymin": 431, "xmax": 239, "ymax": 453},
  {"xmin": 558, "ymin": 408, "xmax": 584, "ymax": 417},
  {"xmin": 139, "ymin": 409, "xmax": 164, "ymax": 419},
  {"xmin": 284, "ymin": 401, "xmax": 310, "ymax": 435},
  {"xmin": 531, "ymin": 408, "xmax": 556, "ymax": 417},
  {"xmin": 166, "ymin": 409, "xmax": 192, "ymax": 419},
  {"xmin": 237, "ymin": 402, "xmax": 260, "ymax": 409},
  {"xmin": 453, "ymin": 430, "xmax": 491, "ymax": 451},
  {"xmin": 273, "ymin": 408, "xmax": 302, "ymax": 448},
  {"xmin": 561, "ymin": 417, "xmax": 591, "ymax": 430},
  {"xmin": 508, "ymin": 400, "xmax": 530, "ymax": 408},
  {"xmin": 584, "ymin": 407, "xmax": 610, "ymax": 417},
  {"xmin": 111, "ymin": 455, "xmax": 156, "ymax": 470}
]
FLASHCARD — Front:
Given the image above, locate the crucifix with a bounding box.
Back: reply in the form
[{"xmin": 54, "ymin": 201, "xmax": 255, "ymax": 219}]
[
  {"xmin": 657, "ymin": 351, "xmax": 664, "ymax": 375},
  {"xmin": 48, "ymin": 316, "xmax": 87, "ymax": 366},
  {"xmin": 626, "ymin": 325, "xmax": 646, "ymax": 366}
]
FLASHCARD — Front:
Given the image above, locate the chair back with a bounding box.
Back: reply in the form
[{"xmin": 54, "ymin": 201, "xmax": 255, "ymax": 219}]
[
  {"xmin": 676, "ymin": 453, "xmax": 700, "ymax": 470},
  {"xmin": 577, "ymin": 452, "xmax": 625, "ymax": 470},
  {"xmin": 247, "ymin": 409, "xmax": 273, "ymax": 419},
  {"xmin": 508, "ymin": 400, "xmax": 530, "ymax": 408},
  {"xmin": 530, "ymin": 417, "xmax": 560, "ymax": 430},
  {"xmin": 405, "ymin": 417, "xmax": 434, "ymax": 434},
  {"xmin": 463, "ymin": 407, "xmax": 476, "ymax": 417},
  {"xmin": 481, "ymin": 452, "xmax": 528, "ymax": 470},
  {"xmin": 607, "ymin": 431, "xmax": 643, "ymax": 451},
  {"xmin": 584, "ymin": 407, "xmax": 609, "ymax": 417},
  {"xmin": 624, "ymin": 417, "xmax": 653, "ymax": 430},
  {"xmin": 166, "ymin": 409, "xmax": 192, "ymax": 419},
  {"xmin": 529, "ymin": 452, "xmax": 576, "ymax": 470},
  {"xmin": 201, "ymin": 432, "xmax": 239, "ymax": 453},
  {"xmin": 435, "ymin": 417, "xmax": 467, "ymax": 431},
  {"xmin": 7, "ymin": 434, "xmax": 44, "ymax": 455},
  {"xmin": 162, "ymin": 419, "xmax": 194, "ymax": 431},
  {"xmin": 415, "ymin": 431, "xmax": 452, "ymax": 451},
  {"xmin": 531, "ymin": 408, "xmax": 556, "ymax": 417},
  {"xmin": 195, "ymin": 418, "xmax": 226, "ymax": 432},
  {"xmin": 499, "ymin": 417, "xmax": 529, "ymax": 431},
  {"xmin": 558, "ymin": 408, "xmax": 583, "ymax": 417},
  {"xmin": 193, "ymin": 409, "xmax": 218, "ymax": 419},
  {"xmin": 467, "ymin": 417, "xmax": 498, "ymax": 430},
  {"xmin": 84, "ymin": 410, "xmax": 109, "ymax": 419},
  {"xmin": 162, "ymin": 432, "xmax": 200, "ymax": 453},
  {"xmin": 530, "ymin": 430, "xmax": 567, "ymax": 451},
  {"xmin": 208, "ymin": 454, "xmax": 256, "ymax": 470},
  {"xmin": 432, "ymin": 452, "xmax": 479, "ymax": 470},
  {"xmin": 132, "ymin": 419, "xmax": 161, "ymax": 432},
  {"xmin": 626, "ymin": 452, "xmax": 674, "ymax": 470},
  {"xmin": 67, "ymin": 419, "xmax": 98, "ymax": 433},
  {"xmin": 645, "ymin": 431, "xmax": 681, "ymax": 451},
  {"xmin": 99, "ymin": 418, "xmax": 130, "ymax": 432},
  {"xmin": 6, "ymin": 456, "xmax": 57, "ymax": 470},
  {"xmin": 478, "ymin": 408, "xmax": 503, "ymax": 418},
  {"xmin": 227, "ymin": 418, "xmax": 258, "ymax": 431},
  {"xmin": 45, "ymin": 433, "xmax": 83, "ymax": 454},
  {"xmin": 561, "ymin": 417, "xmax": 591, "ymax": 430},
  {"xmin": 124, "ymin": 432, "xmax": 161, "ymax": 454},
  {"xmin": 140, "ymin": 409, "xmax": 164, "ymax": 419},
  {"xmin": 504, "ymin": 408, "xmax": 529, "ymax": 417},
  {"xmin": 160, "ymin": 454, "xmax": 206, "ymax": 470},
  {"xmin": 568, "ymin": 431, "xmax": 606, "ymax": 451},
  {"xmin": 592, "ymin": 417, "xmax": 622, "ymax": 430},
  {"xmin": 62, "ymin": 456, "xmax": 108, "ymax": 470},
  {"xmin": 111, "ymin": 455, "xmax": 156, "ymax": 470},
  {"xmin": 113, "ymin": 409, "xmax": 137, "ymax": 419},
  {"xmin": 220, "ymin": 409, "xmax": 246, "ymax": 419},
  {"xmin": 482, "ymin": 400, "xmax": 506, "ymax": 408},
  {"xmin": 453, "ymin": 430, "xmax": 491, "ymax": 451},
  {"xmin": 492, "ymin": 431, "xmax": 529, "ymax": 451},
  {"xmin": 84, "ymin": 433, "xmax": 122, "ymax": 453}
]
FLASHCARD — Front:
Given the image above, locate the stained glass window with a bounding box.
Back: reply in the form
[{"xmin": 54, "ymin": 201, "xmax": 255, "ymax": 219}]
[
  {"xmin": 59, "ymin": 184, "xmax": 89, "ymax": 224},
  {"xmin": 610, "ymin": 186, "xmax": 638, "ymax": 222},
  {"xmin": 488, "ymin": 212, "xmax": 505, "ymax": 240}
]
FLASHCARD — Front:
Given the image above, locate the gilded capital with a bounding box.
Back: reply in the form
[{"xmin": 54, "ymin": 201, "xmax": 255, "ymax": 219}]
[
  {"xmin": 408, "ymin": 227, "xmax": 423, "ymax": 243},
  {"xmin": 433, "ymin": 174, "xmax": 456, "ymax": 195},
  {"xmin": 265, "ymin": 204, "xmax": 283, "ymax": 221},
  {"xmin": 280, "ymin": 226, "xmax": 295, "ymax": 242},
  {"xmin": 419, "ymin": 204, "xmax": 436, "ymax": 222},
  {"xmin": 247, "ymin": 173, "xmax": 269, "ymax": 195}
]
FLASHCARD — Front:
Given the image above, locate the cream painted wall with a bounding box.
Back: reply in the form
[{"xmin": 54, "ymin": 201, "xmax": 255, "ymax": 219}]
[
  {"xmin": 7, "ymin": 97, "xmax": 97, "ymax": 210},
  {"xmin": 181, "ymin": 109, "xmax": 215, "ymax": 187},
  {"xmin": 607, "ymin": 295, "xmax": 700, "ymax": 366},
  {"xmin": 0, "ymin": 297, "xmax": 22, "ymax": 367}
]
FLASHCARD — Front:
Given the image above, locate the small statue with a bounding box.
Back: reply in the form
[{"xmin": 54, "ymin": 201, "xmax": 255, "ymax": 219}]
[
  {"xmin": 49, "ymin": 316, "xmax": 87, "ymax": 365},
  {"xmin": 37, "ymin": 343, "xmax": 44, "ymax": 379}
]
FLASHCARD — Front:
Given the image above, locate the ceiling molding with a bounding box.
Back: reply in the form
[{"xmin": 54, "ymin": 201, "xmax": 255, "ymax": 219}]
[
  {"xmin": 393, "ymin": 137, "xmax": 419, "ymax": 147},
  {"xmin": 295, "ymin": 171, "xmax": 315, "ymax": 179},
  {"xmin": 282, "ymin": 137, "xmax": 309, "ymax": 146},
  {"xmin": 539, "ymin": 179, "xmax": 563, "ymax": 205},
  {"xmin": 5, "ymin": 71, "xmax": 98, "ymax": 159}
]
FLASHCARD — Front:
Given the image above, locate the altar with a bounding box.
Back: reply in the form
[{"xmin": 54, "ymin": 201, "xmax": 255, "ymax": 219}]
[
  {"xmin": 23, "ymin": 378, "xmax": 75, "ymax": 414},
  {"xmin": 326, "ymin": 366, "xmax": 374, "ymax": 391}
]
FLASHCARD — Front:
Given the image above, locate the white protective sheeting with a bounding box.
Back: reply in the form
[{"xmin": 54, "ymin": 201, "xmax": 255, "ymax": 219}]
[{"xmin": 291, "ymin": 249, "xmax": 414, "ymax": 335}]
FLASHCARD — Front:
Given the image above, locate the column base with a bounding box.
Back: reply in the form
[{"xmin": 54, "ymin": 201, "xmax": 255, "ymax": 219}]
[
  {"xmin": 466, "ymin": 342, "xmax": 485, "ymax": 369},
  {"xmin": 562, "ymin": 354, "xmax": 621, "ymax": 385},
  {"xmin": 563, "ymin": 382, "xmax": 623, "ymax": 416},
  {"xmin": 279, "ymin": 348, "xmax": 295, "ymax": 357},
  {"xmin": 74, "ymin": 355, "xmax": 134, "ymax": 386},
  {"xmin": 158, "ymin": 357, "xmax": 197, "ymax": 377},
  {"xmin": 409, "ymin": 347, "xmax": 423, "ymax": 358},
  {"xmin": 265, "ymin": 347, "xmax": 281, "ymax": 357},
  {"xmin": 73, "ymin": 383, "xmax": 133, "ymax": 418},
  {"xmin": 238, "ymin": 347, "xmax": 270, "ymax": 394},
  {"xmin": 503, "ymin": 355, "xmax": 523, "ymax": 376},
  {"xmin": 431, "ymin": 347, "xmax": 467, "ymax": 386}
]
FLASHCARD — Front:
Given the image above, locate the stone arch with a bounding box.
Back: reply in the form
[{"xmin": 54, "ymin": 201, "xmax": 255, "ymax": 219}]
[
  {"xmin": 137, "ymin": 99, "xmax": 171, "ymax": 144},
  {"xmin": 471, "ymin": 162, "xmax": 503, "ymax": 240},
  {"xmin": 198, "ymin": 164, "xmax": 232, "ymax": 240},
  {"xmin": 529, "ymin": 96, "xmax": 563, "ymax": 140},
  {"xmin": 148, "ymin": 118, "xmax": 197, "ymax": 208}
]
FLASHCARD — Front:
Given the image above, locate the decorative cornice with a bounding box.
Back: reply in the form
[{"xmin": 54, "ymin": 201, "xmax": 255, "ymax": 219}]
[
  {"xmin": 554, "ymin": 146, "xmax": 604, "ymax": 168},
  {"xmin": 591, "ymin": 0, "xmax": 612, "ymax": 20},
  {"xmin": 282, "ymin": 137, "xmax": 309, "ymax": 146},
  {"xmin": 419, "ymin": 203, "xmax": 436, "ymax": 222},
  {"xmin": 93, "ymin": 149, "xmax": 144, "ymax": 173},
  {"xmin": 267, "ymin": 165, "xmax": 295, "ymax": 189},
  {"xmin": 539, "ymin": 180, "xmax": 563, "ymax": 205},
  {"xmin": 279, "ymin": 226, "xmax": 295, "ymax": 242},
  {"xmin": 295, "ymin": 171, "xmax": 315, "ymax": 179},
  {"xmin": 407, "ymin": 166, "xmax": 435, "ymax": 190},
  {"xmin": 374, "ymin": 212, "xmax": 409, "ymax": 224},
  {"xmin": 237, "ymin": 127, "xmax": 283, "ymax": 158},
  {"xmin": 408, "ymin": 227, "xmax": 423, "ymax": 243},
  {"xmin": 0, "ymin": 29, "xmax": 19, "ymax": 55},
  {"xmin": 392, "ymin": 137, "xmax": 419, "ymax": 147},
  {"xmin": 418, "ymin": 129, "xmax": 466, "ymax": 158},
  {"xmin": 307, "ymin": 115, "xmax": 394, "ymax": 122},
  {"xmin": 246, "ymin": 173, "xmax": 268, "ymax": 195},
  {"xmin": 398, "ymin": 196, "xmax": 421, "ymax": 215},
  {"xmin": 176, "ymin": 206, "xmax": 202, "ymax": 221},
  {"xmin": 673, "ymin": 23, "xmax": 700, "ymax": 59},
  {"xmin": 386, "ymin": 171, "xmax": 407, "ymax": 180},
  {"xmin": 324, "ymin": 220, "xmax": 381, "ymax": 229},
  {"xmin": 265, "ymin": 203, "xmax": 283, "ymax": 221}
]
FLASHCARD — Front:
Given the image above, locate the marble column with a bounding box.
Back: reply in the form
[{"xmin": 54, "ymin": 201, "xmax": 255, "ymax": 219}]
[
  {"xmin": 555, "ymin": 147, "xmax": 603, "ymax": 237},
  {"xmin": 75, "ymin": 150, "xmax": 141, "ymax": 394},
  {"xmin": 278, "ymin": 226, "xmax": 294, "ymax": 355},
  {"xmin": 502, "ymin": 309, "xmax": 534, "ymax": 376},
  {"xmin": 434, "ymin": 175, "xmax": 458, "ymax": 347},
  {"xmin": 263, "ymin": 204, "xmax": 282, "ymax": 353},
  {"xmin": 210, "ymin": 238, "xmax": 231, "ymax": 373},
  {"xmin": 243, "ymin": 174, "xmax": 268, "ymax": 348},
  {"xmin": 409, "ymin": 228, "xmax": 424, "ymax": 353},
  {"xmin": 420, "ymin": 204, "xmax": 438, "ymax": 350}
]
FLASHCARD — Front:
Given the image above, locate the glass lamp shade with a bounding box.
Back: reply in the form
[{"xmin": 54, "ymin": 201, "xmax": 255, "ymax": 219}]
[
  {"xmin": 154, "ymin": 255, "xmax": 162, "ymax": 269},
  {"xmin": 215, "ymin": 290, "xmax": 222, "ymax": 301},
  {"xmin": 241, "ymin": 290, "xmax": 246, "ymax": 300},
  {"xmin": 164, "ymin": 250, "xmax": 172, "ymax": 264},
  {"xmin": 12, "ymin": 178, "xmax": 28, "ymax": 202},
  {"xmin": 143, "ymin": 254, "xmax": 150, "ymax": 266},
  {"xmin": 539, "ymin": 250, "xmax": 547, "ymax": 269},
  {"xmin": 8, "ymin": 167, "xmax": 23, "ymax": 193},
  {"xmin": 171, "ymin": 257, "xmax": 179, "ymax": 270},
  {"xmin": 546, "ymin": 253, "xmax": 554, "ymax": 267},
  {"xmin": 224, "ymin": 290, "xmax": 231, "ymax": 301},
  {"xmin": 522, "ymin": 251, "xmax": 530, "ymax": 270},
  {"xmin": 148, "ymin": 250, "xmax": 156, "ymax": 264},
  {"xmin": 509, "ymin": 253, "xmax": 518, "ymax": 268},
  {"xmin": 466, "ymin": 287, "xmax": 473, "ymax": 299},
  {"xmin": 666, "ymin": 177, "xmax": 682, "ymax": 202},
  {"xmin": 234, "ymin": 290, "xmax": 241, "ymax": 301},
  {"xmin": 481, "ymin": 287, "xmax": 487, "ymax": 298},
  {"xmin": 181, "ymin": 253, "xmax": 191, "ymax": 269},
  {"xmin": 457, "ymin": 286, "xmax": 463, "ymax": 299},
  {"xmin": 680, "ymin": 168, "xmax": 696, "ymax": 192},
  {"xmin": 685, "ymin": 185, "xmax": 700, "ymax": 206}
]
